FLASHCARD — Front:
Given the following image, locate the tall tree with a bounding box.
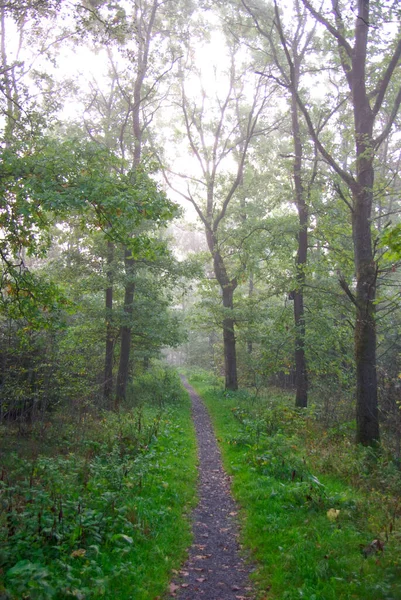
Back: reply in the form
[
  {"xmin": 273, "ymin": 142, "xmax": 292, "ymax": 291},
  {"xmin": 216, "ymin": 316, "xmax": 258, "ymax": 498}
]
[
  {"xmin": 78, "ymin": 0, "xmax": 192, "ymax": 406},
  {"xmin": 166, "ymin": 36, "xmax": 270, "ymax": 390},
  {"xmin": 241, "ymin": 0, "xmax": 319, "ymax": 407},
  {"xmin": 287, "ymin": 0, "xmax": 401, "ymax": 444}
]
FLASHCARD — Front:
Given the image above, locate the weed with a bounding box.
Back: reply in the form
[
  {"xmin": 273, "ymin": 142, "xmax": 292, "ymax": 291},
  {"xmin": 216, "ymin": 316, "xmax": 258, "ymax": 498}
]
[{"xmin": 0, "ymin": 369, "xmax": 197, "ymax": 599}]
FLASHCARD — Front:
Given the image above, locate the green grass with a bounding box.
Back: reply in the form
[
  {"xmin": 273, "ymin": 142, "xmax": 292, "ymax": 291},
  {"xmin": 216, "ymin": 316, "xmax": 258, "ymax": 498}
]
[
  {"xmin": 0, "ymin": 377, "xmax": 197, "ymax": 599},
  {"xmin": 186, "ymin": 370, "xmax": 401, "ymax": 600}
]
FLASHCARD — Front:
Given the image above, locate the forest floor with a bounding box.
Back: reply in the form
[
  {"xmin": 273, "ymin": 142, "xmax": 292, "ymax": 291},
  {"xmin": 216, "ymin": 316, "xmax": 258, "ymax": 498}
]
[{"xmin": 169, "ymin": 377, "xmax": 255, "ymax": 600}]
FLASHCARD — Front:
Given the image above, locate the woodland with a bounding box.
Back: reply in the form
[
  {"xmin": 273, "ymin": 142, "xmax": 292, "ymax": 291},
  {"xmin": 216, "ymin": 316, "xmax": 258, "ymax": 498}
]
[{"xmin": 1, "ymin": 0, "xmax": 401, "ymax": 599}]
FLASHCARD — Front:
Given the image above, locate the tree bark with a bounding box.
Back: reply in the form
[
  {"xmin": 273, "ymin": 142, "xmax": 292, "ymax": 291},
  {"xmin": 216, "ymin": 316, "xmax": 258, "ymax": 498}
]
[
  {"xmin": 291, "ymin": 80, "xmax": 308, "ymax": 408},
  {"xmin": 115, "ymin": 250, "xmax": 135, "ymax": 408},
  {"xmin": 222, "ymin": 284, "xmax": 238, "ymax": 391},
  {"xmin": 103, "ymin": 241, "xmax": 114, "ymax": 406},
  {"xmin": 350, "ymin": 0, "xmax": 379, "ymax": 444},
  {"xmin": 206, "ymin": 227, "xmax": 238, "ymax": 391},
  {"xmin": 247, "ymin": 275, "xmax": 254, "ymax": 355},
  {"xmin": 352, "ymin": 144, "xmax": 379, "ymax": 444}
]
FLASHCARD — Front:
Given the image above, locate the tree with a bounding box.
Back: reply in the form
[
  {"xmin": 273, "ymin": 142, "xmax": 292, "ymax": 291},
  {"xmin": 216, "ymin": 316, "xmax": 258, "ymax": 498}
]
[
  {"xmin": 165, "ymin": 26, "xmax": 271, "ymax": 390},
  {"xmin": 241, "ymin": 0, "xmax": 320, "ymax": 407},
  {"xmin": 285, "ymin": 0, "xmax": 401, "ymax": 444},
  {"xmin": 78, "ymin": 0, "xmax": 192, "ymax": 406}
]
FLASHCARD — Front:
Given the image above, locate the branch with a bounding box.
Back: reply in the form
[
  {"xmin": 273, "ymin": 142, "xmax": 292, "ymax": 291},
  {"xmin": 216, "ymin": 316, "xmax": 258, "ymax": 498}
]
[
  {"xmin": 374, "ymin": 83, "xmax": 401, "ymax": 149},
  {"xmin": 301, "ymin": 0, "xmax": 352, "ymax": 58},
  {"xmin": 333, "ymin": 181, "xmax": 354, "ymax": 212},
  {"xmin": 213, "ymin": 78, "xmax": 267, "ymax": 232},
  {"xmin": 372, "ymin": 36, "xmax": 401, "ymax": 117},
  {"xmin": 295, "ymin": 89, "xmax": 356, "ymax": 191},
  {"xmin": 161, "ymin": 167, "xmax": 211, "ymax": 234},
  {"xmin": 338, "ymin": 273, "xmax": 359, "ymax": 307}
]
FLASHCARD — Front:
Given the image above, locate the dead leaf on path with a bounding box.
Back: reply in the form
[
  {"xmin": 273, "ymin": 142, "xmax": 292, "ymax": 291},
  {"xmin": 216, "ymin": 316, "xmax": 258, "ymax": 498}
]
[
  {"xmin": 179, "ymin": 571, "xmax": 189, "ymax": 577},
  {"xmin": 169, "ymin": 583, "xmax": 179, "ymax": 594},
  {"xmin": 196, "ymin": 578, "xmax": 206, "ymax": 583},
  {"xmin": 229, "ymin": 511, "xmax": 237, "ymax": 516},
  {"xmin": 232, "ymin": 585, "xmax": 241, "ymax": 591},
  {"xmin": 181, "ymin": 583, "xmax": 189, "ymax": 588},
  {"xmin": 194, "ymin": 554, "xmax": 211, "ymax": 560},
  {"xmin": 193, "ymin": 567, "xmax": 204, "ymax": 571}
]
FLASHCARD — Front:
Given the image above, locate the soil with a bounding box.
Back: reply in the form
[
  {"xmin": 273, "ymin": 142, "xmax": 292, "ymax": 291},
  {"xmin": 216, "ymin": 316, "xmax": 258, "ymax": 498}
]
[{"xmin": 169, "ymin": 377, "xmax": 255, "ymax": 600}]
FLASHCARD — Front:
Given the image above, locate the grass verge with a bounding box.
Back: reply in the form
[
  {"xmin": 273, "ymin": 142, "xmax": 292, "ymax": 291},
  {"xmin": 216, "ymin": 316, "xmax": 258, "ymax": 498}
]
[
  {"xmin": 0, "ymin": 372, "xmax": 197, "ymax": 600},
  {"xmin": 185, "ymin": 369, "xmax": 401, "ymax": 600}
]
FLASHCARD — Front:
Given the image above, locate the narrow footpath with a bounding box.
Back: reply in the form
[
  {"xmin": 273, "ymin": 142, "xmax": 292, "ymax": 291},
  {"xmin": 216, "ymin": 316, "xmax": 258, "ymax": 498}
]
[{"xmin": 170, "ymin": 377, "xmax": 254, "ymax": 600}]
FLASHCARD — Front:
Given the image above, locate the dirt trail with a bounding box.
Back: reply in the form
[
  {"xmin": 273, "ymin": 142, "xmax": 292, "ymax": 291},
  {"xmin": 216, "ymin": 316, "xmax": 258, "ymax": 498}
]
[{"xmin": 169, "ymin": 377, "xmax": 254, "ymax": 600}]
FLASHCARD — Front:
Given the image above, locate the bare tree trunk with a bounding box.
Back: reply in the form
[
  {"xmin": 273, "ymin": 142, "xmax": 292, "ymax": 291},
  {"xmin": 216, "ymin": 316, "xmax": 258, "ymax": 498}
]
[
  {"xmin": 247, "ymin": 275, "xmax": 254, "ymax": 355},
  {"xmin": 103, "ymin": 241, "xmax": 114, "ymax": 407},
  {"xmin": 207, "ymin": 230, "xmax": 239, "ymax": 391},
  {"xmin": 115, "ymin": 251, "xmax": 135, "ymax": 408},
  {"xmin": 292, "ymin": 90, "xmax": 308, "ymax": 408},
  {"xmin": 222, "ymin": 285, "xmax": 238, "ymax": 391},
  {"xmin": 352, "ymin": 171, "xmax": 379, "ymax": 443}
]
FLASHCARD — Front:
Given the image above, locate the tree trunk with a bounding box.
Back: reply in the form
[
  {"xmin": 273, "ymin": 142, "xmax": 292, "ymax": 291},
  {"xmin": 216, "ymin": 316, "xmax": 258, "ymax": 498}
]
[
  {"xmin": 291, "ymin": 84, "xmax": 308, "ymax": 408},
  {"xmin": 247, "ymin": 275, "xmax": 254, "ymax": 355},
  {"xmin": 296, "ymin": 0, "xmax": 383, "ymax": 443},
  {"xmin": 207, "ymin": 231, "xmax": 239, "ymax": 391},
  {"xmin": 352, "ymin": 185, "xmax": 379, "ymax": 444},
  {"xmin": 115, "ymin": 250, "xmax": 135, "ymax": 408},
  {"xmin": 103, "ymin": 241, "xmax": 114, "ymax": 407},
  {"xmin": 351, "ymin": 0, "xmax": 379, "ymax": 444},
  {"xmin": 222, "ymin": 285, "xmax": 238, "ymax": 391}
]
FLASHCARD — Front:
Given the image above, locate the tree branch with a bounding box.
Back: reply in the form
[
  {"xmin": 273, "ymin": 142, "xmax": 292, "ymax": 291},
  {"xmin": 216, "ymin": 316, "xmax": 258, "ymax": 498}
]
[{"xmin": 372, "ymin": 36, "xmax": 401, "ymax": 117}]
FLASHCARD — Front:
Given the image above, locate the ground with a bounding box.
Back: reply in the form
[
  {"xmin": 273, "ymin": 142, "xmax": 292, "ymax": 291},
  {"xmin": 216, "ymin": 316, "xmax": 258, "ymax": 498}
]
[{"xmin": 169, "ymin": 378, "xmax": 254, "ymax": 600}]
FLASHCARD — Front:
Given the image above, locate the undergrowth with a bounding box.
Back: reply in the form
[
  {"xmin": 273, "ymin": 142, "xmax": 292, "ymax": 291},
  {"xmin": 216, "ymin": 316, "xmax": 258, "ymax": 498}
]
[
  {"xmin": 185, "ymin": 368, "xmax": 401, "ymax": 600},
  {"xmin": 0, "ymin": 367, "xmax": 197, "ymax": 600}
]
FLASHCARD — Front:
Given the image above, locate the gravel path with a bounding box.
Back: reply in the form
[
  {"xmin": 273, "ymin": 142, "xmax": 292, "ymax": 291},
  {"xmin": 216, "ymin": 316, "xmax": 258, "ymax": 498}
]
[{"xmin": 169, "ymin": 377, "xmax": 254, "ymax": 600}]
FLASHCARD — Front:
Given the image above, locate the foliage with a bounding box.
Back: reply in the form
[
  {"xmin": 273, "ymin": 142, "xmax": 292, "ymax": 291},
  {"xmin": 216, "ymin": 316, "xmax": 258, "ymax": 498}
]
[{"xmin": 0, "ymin": 368, "xmax": 197, "ymax": 599}]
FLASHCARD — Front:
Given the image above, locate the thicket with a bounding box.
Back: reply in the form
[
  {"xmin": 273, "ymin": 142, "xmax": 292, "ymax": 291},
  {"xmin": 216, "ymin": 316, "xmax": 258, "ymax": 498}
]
[{"xmin": 0, "ymin": 367, "xmax": 197, "ymax": 600}]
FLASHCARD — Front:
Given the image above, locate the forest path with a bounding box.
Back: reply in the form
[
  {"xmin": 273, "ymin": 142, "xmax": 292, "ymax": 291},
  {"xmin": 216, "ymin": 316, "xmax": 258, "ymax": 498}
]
[{"xmin": 169, "ymin": 377, "xmax": 254, "ymax": 600}]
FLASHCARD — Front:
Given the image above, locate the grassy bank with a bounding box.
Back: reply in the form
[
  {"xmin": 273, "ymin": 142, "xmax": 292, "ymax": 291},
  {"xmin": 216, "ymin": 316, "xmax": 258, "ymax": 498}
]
[
  {"xmin": 185, "ymin": 369, "xmax": 401, "ymax": 600},
  {"xmin": 0, "ymin": 369, "xmax": 197, "ymax": 600}
]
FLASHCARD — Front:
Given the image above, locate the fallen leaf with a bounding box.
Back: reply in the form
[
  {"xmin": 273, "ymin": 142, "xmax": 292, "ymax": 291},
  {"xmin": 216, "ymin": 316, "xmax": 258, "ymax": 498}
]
[
  {"xmin": 169, "ymin": 583, "xmax": 179, "ymax": 594},
  {"xmin": 196, "ymin": 578, "xmax": 206, "ymax": 582},
  {"xmin": 181, "ymin": 583, "xmax": 189, "ymax": 588},
  {"xmin": 70, "ymin": 549, "xmax": 86, "ymax": 558},
  {"xmin": 232, "ymin": 585, "xmax": 241, "ymax": 591},
  {"xmin": 327, "ymin": 508, "xmax": 340, "ymax": 521}
]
